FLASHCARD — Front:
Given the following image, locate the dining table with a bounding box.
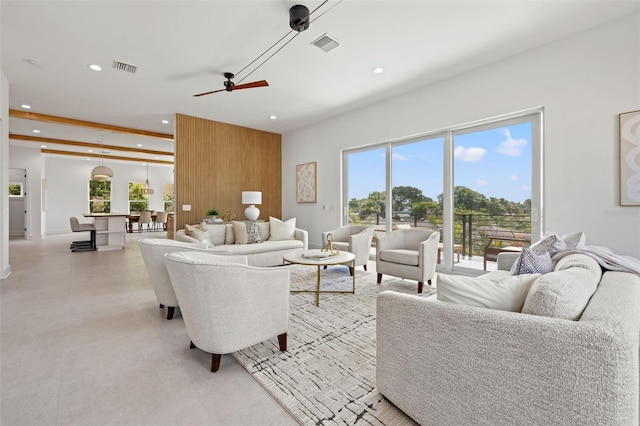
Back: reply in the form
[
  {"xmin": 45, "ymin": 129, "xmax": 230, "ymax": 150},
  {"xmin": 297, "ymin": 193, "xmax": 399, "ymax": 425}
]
[{"xmin": 126, "ymin": 212, "xmax": 173, "ymax": 233}]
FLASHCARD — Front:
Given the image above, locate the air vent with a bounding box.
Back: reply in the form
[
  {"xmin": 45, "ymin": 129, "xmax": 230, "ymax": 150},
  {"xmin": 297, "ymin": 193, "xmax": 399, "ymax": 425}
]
[
  {"xmin": 311, "ymin": 33, "xmax": 340, "ymax": 53},
  {"xmin": 112, "ymin": 60, "xmax": 138, "ymax": 74}
]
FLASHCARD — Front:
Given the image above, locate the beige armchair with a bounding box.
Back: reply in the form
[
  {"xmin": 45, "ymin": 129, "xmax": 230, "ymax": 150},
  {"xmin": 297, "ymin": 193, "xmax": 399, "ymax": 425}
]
[
  {"xmin": 164, "ymin": 251, "xmax": 290, "ymax": 372},
  {"xmin": 138, "ymin": 238, "xmax": 247, "ymax": 320},
  {"xmin": 322, "ymin": 225, "xmax": 375, "ymax": 273},
  {"xmin": 376, "ymin": 229, "xmax": 440, "ymax": 293}
]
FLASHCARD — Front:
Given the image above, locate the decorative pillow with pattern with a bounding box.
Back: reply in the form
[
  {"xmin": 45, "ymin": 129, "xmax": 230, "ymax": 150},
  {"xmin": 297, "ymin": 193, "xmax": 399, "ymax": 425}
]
[
  {"xmin": 510, "ymin": 247, "xmax": 553, "ymax": 275},
  {"xmin": 245, "ymin": 222, "xmax": 262, "ymax": 244}
]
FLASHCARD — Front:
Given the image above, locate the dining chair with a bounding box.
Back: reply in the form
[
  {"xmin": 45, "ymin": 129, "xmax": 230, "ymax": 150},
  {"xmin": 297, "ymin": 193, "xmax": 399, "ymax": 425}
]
[
  {"xmin": 154, "ymin": 211, "xmax": 168, "ymax": 231},
  {"xmin": 138, "ymin": 211, "xmax": 153, "ymax": 232}
]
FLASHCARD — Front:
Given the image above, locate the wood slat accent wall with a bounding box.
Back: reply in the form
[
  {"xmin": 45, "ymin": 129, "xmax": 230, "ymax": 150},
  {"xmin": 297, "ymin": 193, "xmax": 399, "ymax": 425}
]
[{"xmin": 174, "ymin": 114, "xmax": 281, "ymax": 233}]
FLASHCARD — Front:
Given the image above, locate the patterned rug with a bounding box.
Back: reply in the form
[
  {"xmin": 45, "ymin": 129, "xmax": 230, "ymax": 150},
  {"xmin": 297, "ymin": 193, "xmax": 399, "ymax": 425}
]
[{"xmin": 232, "ymin": 264, "xmax": 436, "ymax": 425}]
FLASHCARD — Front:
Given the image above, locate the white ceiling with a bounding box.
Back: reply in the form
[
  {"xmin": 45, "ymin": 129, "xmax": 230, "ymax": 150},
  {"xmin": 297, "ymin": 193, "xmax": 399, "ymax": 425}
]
[{"xmin": 3, "ymin": 0, "xmax": 638, "ymax": 163}]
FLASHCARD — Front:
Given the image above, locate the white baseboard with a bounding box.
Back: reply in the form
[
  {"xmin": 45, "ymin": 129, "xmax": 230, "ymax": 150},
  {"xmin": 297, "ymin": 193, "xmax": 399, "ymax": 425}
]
[{"xmin": 0, "ymin": 264, "xmax": 11, "ymax": 279}]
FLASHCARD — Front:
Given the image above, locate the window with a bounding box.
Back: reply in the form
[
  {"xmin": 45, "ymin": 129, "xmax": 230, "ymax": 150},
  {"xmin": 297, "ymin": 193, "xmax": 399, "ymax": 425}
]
[
  {"xmin": 163, "ymin": 183, "xmax": 174, "ymax": 212},
  {"xmin": 9, "ymin": 183, "xmax": 23, "ymax": 197},
  {"xmin": 89, "ymin": 181, "xmax": 111, "ymax": 213},
  {"xmin": 343, "ymin": 110, "xmax": 541, "ymax": 273},
  {"xmin": 346, "ymin": 147, "xmax": 386, "ymax": 226},
  {"xmin": 129, "ymin": 182, "xmax": 148, "ymax": 212}
]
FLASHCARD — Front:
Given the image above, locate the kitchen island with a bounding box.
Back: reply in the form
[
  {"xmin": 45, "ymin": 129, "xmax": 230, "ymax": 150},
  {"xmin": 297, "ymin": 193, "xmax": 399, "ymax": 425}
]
[{"xmin": 83, "ymin": 213, "xmax": 127, "ymax": 251}]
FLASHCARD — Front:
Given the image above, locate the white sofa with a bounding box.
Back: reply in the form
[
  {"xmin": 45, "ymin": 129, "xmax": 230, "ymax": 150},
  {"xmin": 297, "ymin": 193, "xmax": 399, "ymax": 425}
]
[
  {"xmin": 175, "ymin": 222, "xmax": 308, "ymax": 267},
  {"xmin": 377, "ymin": 253, "xmax": 640, "ymax": 425}
]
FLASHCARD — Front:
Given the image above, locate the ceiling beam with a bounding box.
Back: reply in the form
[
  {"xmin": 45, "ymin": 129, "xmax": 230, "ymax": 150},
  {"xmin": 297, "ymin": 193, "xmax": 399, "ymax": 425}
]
[
  {"xmin": 10, "ymin": 134, "xmax": 173, "ymax": 157},
  {"xmin": 41, "ymin": 149, "xmax": 174, "ymax": 165},
  {"xmin": 10, "ymin": 110, "xmax": 174, "ymax": 140}
]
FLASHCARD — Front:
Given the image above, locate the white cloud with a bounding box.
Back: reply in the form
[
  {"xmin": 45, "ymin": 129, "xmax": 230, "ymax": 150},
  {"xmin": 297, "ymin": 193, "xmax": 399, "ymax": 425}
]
[
  {"xmin": 392, "ymin": 152, "xmax": 407, "ymax": 161},
  {"xmin": 454, "ymin": 146, "xmax": 486, "ymax": 162},
  {"xmin": 475, "ymin": 179, "xmax": 488, "ymax": 186},
  {"xmin": 511, "ymin": 174, "xmax": 518, "ymax": 181},
  {"xmin": 497, "ymin": 128, "xmax": 527, "ymax": 156}
]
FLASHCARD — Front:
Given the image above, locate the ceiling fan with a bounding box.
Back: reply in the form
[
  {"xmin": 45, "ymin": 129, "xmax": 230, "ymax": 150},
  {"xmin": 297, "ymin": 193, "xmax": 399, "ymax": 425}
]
[{"xmin": 193, "ymin": 72, "xmax": 269, "ymax": 97}]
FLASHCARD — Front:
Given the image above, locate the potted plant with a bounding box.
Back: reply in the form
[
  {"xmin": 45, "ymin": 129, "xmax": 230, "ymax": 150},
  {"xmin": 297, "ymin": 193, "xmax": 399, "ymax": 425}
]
[{"xmin": 205, "ymin": 208, "xmax": 220, "ymax": 223}]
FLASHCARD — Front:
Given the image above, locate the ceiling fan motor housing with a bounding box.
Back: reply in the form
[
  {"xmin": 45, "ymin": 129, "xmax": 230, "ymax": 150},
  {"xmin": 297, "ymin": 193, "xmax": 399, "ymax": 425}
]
[{"xmin": 289, "ymin": 5, "xmax": 310, "ymax": 32}]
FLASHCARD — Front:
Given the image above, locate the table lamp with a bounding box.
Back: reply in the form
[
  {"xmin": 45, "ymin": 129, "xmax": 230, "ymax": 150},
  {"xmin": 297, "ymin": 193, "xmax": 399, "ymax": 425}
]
[{"xmin": 242, "ymin": 191, "xmax": 262, "ymax": 221}]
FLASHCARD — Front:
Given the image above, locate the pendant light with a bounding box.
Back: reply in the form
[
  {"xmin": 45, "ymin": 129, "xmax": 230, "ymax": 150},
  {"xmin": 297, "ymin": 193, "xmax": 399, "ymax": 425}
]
[
  {"xmin": 141, "ymin": 163, "xmax": 154, "ymax": 195},
  {"xmin": 91, "ymin": 131, "xmax": 114, "ymax": 181}
]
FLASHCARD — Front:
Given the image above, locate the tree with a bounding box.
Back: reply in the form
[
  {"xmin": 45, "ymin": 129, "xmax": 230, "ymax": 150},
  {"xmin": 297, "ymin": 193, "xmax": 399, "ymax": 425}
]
[
  {"xmin": 452, "ymin": 186, "xmax": 487, "ymax": 212},
  {"xmin": 392, "ymin": 186, "xmax": 425, "ymax": 213},
  {"xmin": 367, "ymin": 191, "xmax": 386, "ymax": 219}
]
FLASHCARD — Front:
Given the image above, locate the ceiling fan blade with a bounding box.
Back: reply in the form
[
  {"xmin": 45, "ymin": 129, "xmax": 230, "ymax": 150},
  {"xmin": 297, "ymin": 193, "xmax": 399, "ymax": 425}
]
[
  {"xmin": 193, "ymin": 88, "xmax": 226, "ymax": 97},
  {"xmin": 231, "ymin": 80, "xmax": 269, "ymax": 91}
]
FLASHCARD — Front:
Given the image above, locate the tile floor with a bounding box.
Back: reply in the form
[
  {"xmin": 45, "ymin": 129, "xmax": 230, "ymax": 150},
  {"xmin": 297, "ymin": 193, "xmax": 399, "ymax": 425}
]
[{"xmin": 1, "ymin": 233, "xmax": 298, "ymax": 425}]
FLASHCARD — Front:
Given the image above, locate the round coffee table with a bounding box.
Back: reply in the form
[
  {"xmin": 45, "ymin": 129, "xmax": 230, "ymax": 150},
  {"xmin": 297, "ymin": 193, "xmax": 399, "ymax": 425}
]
[{"xmin": 283, "ymin": 249, "xmax": 356, "ymax": 306}]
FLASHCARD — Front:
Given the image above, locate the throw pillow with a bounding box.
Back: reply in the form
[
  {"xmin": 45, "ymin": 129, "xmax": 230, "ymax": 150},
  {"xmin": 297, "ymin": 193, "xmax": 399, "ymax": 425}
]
[
  {"xmin": 437, "ymin": 272, "xmax": 540, "ymax": 312},
  {"xmin": 184, "ymin": 222, "xmax": 213, "ymax": 247},
  {"xmin": 510, "ymin": 247, "xmax": 553, "ymax": 275},
  {"xmin": 521, "ymin": 265, "xmax": 600, "ymax": 320},
  {"xmin": 232, "ymin": 221, "xmax": 248, "ymax": 244},
  {"xmin": 269, "ymin": 216, "xmax": 296, "ymax": 241},
  {"xmin": 245, "ymin": 222, "xmax": 262, "ymax": 244},
  {"xmin": 542, "ymin": 231, "xmax": 586, "ymax": 257}
]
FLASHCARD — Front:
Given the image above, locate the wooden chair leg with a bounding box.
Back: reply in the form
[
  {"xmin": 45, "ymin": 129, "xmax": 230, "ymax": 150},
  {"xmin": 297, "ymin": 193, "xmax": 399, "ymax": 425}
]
[
  {"xmin": 418, "ymin": 281, "xmax": 424, "ymax": 294},
  {"xmin": 349, "ymin": 267, "xmax": 354, "ymax": 276},
  {"xmin": 166, "ymin": 306, "xmax": 175, "ymax": 320},
  {"xmin": 278, "ymin": 333, "xmax": 287, "ymax": 351},
  {"xmin": 159, "ymin": 304, "xmax": 164, "ymax": 308},
  {"xmin": 363, "ymin": 264, "xmax": 367, "ymax": 271},
  {"xmin": 211, "ymin": 354, "xmax": 221, "ymax": 372},
  {"xmin": 377, "ymin": 273, "xmax": 382, "ymax": 284}
]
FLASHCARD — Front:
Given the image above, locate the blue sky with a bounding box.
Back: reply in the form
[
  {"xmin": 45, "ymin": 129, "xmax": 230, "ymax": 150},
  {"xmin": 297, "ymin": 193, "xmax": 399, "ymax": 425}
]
[{"xmin": 348, "ymin": 122, "xmax": 532, "ymax": 203}]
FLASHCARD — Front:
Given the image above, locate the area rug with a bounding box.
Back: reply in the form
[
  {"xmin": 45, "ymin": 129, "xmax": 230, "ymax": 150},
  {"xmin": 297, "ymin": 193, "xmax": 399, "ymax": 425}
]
[{"xmin": 232, "ymin": 265, "xmax": 435, "ymax": 425}]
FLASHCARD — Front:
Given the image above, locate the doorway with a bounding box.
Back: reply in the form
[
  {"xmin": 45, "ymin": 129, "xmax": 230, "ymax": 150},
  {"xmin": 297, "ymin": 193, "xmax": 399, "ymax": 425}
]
[{"xmin": 9, "ymin": 168, "xmax": 26, "ymax": 239}]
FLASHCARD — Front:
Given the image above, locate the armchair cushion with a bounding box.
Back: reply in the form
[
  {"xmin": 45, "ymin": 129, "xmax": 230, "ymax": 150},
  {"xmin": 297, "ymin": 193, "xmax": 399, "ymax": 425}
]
[
  {"xmin": 379, "ymin": 249, "xmax": 419, "ymax": 266},
  {"xmin": 437, "ymin": 272, "xmax": 540, "ymax": 312}
]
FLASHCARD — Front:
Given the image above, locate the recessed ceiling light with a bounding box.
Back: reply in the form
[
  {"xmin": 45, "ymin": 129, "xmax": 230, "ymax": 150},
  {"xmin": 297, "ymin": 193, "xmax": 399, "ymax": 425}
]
[
  {"xmin": 40, "ymin": 145, "xmax": 47, "ymax": 148},
  {"xmin": 161, "ymin": 120, "xmax": 169, "ymax": 124},
  {"xmin": 372, "ymin": 67, "xmax": 384, "ymax": 74},
  {"xmin": 32, "ymin": 129, "xmax": 40, "ymax": 133},
  {"xmin": 88, "ymin": 149, "xmax": 93, "ymax": 153},
  {"xmin": 88, "ymin": 64, "xmax": 102, "ymax": 71},
  {"xmin": 269, "ymin": 115, "xmax": 277, "ymax": 120},
  {"xmin": 21, "ymin": 104, "xmax": 32, "ymax": 109},
  {"xmin": 154, "ymin": 156, "xmax": 159, "ymax": 159},
  {"xmin": 137, "ymin": 144, "xmax": 143, "ymax": 147}
]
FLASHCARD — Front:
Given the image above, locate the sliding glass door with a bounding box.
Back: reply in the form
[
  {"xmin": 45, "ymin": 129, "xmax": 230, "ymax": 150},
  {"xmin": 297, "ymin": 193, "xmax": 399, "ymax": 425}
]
[{"xmin": 343, "ymin": 110, "xmax": 542, "ymax": 274}]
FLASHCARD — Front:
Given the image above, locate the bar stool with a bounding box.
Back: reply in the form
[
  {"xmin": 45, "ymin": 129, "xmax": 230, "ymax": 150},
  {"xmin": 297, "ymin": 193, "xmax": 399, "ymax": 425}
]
[{"xmin": 69, "ymin": 217, "xmax": 96, "ymax": 252}]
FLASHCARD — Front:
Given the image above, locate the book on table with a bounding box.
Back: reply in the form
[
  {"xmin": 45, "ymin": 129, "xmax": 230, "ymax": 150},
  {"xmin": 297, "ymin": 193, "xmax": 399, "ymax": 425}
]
[{"xmin": 303, "ymin": 252, "xmax": 335, "ymax": 260}]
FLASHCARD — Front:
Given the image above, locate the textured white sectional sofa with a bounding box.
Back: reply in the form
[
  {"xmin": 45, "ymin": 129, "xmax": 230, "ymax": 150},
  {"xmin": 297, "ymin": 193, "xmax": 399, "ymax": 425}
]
[
  {"xmin": 377, "ymin": 252, "xmax": 640, "ymax": 425},
  {"xmin": 174, "ymin": 220, "xmax": 308, "ymax": 267}
]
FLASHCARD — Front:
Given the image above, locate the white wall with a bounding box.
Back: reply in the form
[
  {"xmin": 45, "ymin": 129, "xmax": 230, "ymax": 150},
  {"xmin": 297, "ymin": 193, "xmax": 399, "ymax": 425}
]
[
  {"xmin": 44, "ymin": 156, "xmax": 173, "ymax": 234},
  {"xmin": 282, "ymin": 14, "xmax": 640, "ymax": 257},
  {"xmin": 0, "ymin": 69, "xmax": 9, "ymax": 278}
]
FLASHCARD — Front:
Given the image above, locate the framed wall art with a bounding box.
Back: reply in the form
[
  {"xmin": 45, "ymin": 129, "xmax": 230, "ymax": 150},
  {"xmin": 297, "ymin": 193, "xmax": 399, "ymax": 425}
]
[
  {"xmin": 296, "ymin": 162, "xmax": 317, "ymax": 203},
  {"xmin": 620, "ymin": 109, "xmax": 640, "ymax": 206}
]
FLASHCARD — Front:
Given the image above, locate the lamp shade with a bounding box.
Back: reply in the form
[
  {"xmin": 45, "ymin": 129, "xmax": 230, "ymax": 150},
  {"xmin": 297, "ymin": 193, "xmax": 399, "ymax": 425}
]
[
  {"xmin": 91, "ymin": 165, "xmax": 114, "ymax": 180},
  {"xmin": 242, "ymin": 191, "xmax": 262, "ymax": 205}
]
